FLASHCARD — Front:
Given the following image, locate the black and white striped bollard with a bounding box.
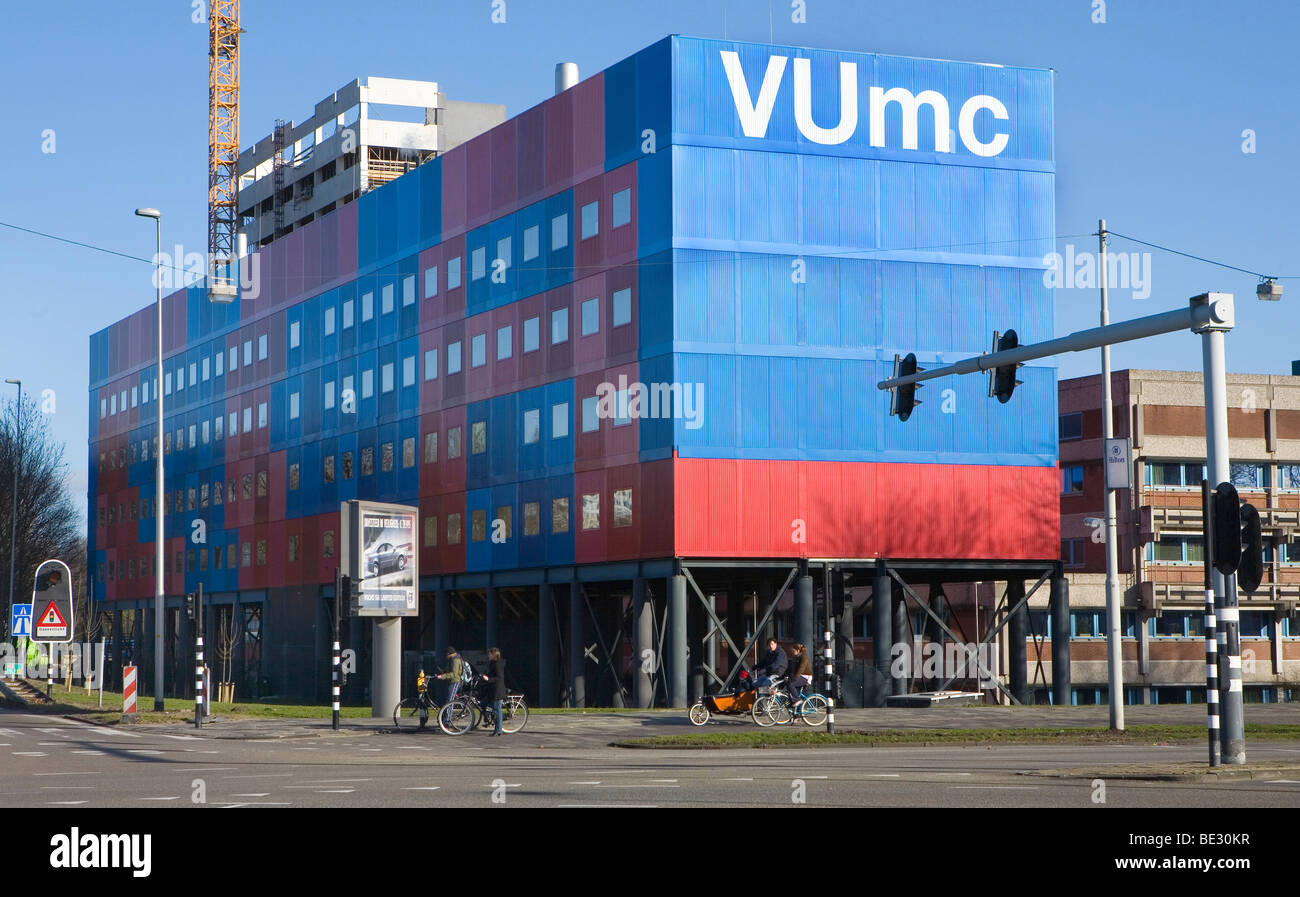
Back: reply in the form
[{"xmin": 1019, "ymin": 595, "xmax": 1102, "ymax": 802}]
[{"xmin": 823, "ymin": 629, "xmax": 835, "ymax": 735}]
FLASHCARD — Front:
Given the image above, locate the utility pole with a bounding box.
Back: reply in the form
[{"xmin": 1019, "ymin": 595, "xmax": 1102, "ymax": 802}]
[
  {"xmin": 5, "ymin": 378, "xmax": 20, "ymax": 649},
  {"xmin": 1098, "ymin": 220, "xmax": 1124, "ymax": 730}
]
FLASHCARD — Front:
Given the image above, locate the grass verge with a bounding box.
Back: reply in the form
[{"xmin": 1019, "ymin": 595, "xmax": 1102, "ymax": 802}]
[{"xmin": 616, "ymin": 724, "xmax": 1300, "ymax": 749}]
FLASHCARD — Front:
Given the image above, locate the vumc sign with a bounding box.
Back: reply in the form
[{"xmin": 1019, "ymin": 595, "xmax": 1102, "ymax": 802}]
[{"xmin": 720, "ymin": 50, "xmax": 1010, "ymax": 156}]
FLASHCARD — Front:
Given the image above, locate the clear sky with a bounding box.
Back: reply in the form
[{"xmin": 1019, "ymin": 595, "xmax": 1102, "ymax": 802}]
[{"xmin": 2, "ymin": 0, "xmax": 1297, "ymax": 513}]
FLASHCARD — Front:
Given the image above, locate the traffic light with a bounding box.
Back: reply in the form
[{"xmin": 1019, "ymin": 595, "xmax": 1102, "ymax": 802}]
[
  {"xmin": 890, "ymin": 353, "xmax": 922, "ymax": 421},
  {"xmin": 185, "ymin": 592, "xmax": 195, "ymax": 621},
  {"xmin": 1237, "ymin": 502, "xmax": 1264, "ymax": 594},
  {"xmin": 988, "ymin": 330, "xmax": 1023, "ymax": 403},
  {"xmin": 1212, "ymin": 482, "xmax": 1241, "ymax": 576}
]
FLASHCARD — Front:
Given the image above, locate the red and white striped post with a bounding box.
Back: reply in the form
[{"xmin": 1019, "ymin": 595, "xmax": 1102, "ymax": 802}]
[{"xmin": 123, "ymin": 665, "xmax": 138, "ymax": 715}]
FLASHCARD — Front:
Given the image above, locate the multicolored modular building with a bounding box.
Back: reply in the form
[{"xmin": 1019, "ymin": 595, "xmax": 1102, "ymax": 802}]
[{"xmin": 88, "ymin": 35, "xmax": 1068, "ymax": 704}]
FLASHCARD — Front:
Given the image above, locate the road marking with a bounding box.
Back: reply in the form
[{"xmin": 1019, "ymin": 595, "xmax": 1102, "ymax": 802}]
[
  {"xmin": 556, "ymin": 804, "xmax": 659, "ymax": 808},
  {"xmin": 231, "ymin": 793, "xmax": 271, "ymax": 797},
  {"xmin": 722, "ymin": 777, "xmax": 754, "ymax": 781},
  {"xmin": 865, "ymin": 774, "xmax": 901, "ymax": 778},
  {"xmin": 595, "ymin": 784, "xmax": 680, "ymax": 789},
  {"xmin": 13, "ymin": 752, "xmax": 47, "ymax": 757},
  {"xmin": 139, "ymin": 796, "xmax": 183, "ymax": 801},
  {"xmin": 299, "ymin": 779, "xmax": 372, "ymax": 784},
  {"xmin": 649, "ymin": 779, "xmax": 678, "ymax": 783},
  {"xmin": 314, "ymin": 789, "xmax": 354, "ymax": 794},
  {"xmin": 216, "ymin": 802, "xmax": 292, "ymax": 808},
  {"xmin": 186, "ymin": 767, "xmax": 237, "ymax": 772},
  {"xmin": 403, "ymin": 786, "xmax": 441, "ymax": 791},
  {"xmin": 34, "ymin": 772, "xmax": 101, "ymax": 777},
  {"xmin": 0, "ymin": 729, "xmax": 20, "ymax": 737},
  {"xmin": 395, "ymin": 746, "xmax": 431, "ymax": 750},
  {"xmin": 569, "ymin": 781, "xmax": 602, "ymax": 785},
  {"xmin": 950, "ymin": 785, "xmax": 1039, "ymax": 790},
  {"xmin": 46, "ymin": 800, "xmax": 89, "ymax": 806},
  {"xmin": 69, "ymin": 750, "xmax": 105, "ymax": 756},
  {"xmin": 222, "ymin": 773, "xmax": 294, "ymax": 779},
  {"xmin": 1263, "ymin": 779, "xmax": 1300, "ymax": 784},
  {"xmin": 41, "ymin": 786, "xmax": 95, "ymax": 790},
  {"xmin": 126, "ymin": 749, "xmax": 164, "ymax": 755}
]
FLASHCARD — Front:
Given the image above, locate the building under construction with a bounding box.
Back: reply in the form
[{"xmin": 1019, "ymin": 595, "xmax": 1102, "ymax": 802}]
[{"xmin": 87, "ymin": 35, "xmax": 1071, "ymax": 705}]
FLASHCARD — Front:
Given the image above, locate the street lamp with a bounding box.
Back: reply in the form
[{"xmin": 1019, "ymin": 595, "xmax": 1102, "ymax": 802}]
[
  {"xmin": 5, "ymin": 378, "xmax": 19, "ymax": 653},
  {"xmin": 135, "ymin": 207, "xmax": 166, "ymax": 712}
]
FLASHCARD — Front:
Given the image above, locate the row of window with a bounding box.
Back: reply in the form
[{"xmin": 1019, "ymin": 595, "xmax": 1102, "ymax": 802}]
[
  {"xmin": 1061, "ymin": 460, "xmax": 1300, "ymax": 495},
  {"xmin": 98, "ymin": 530, "xmax": 329, "ymax": 584},
  {"xmin": 1145, "ymin": 534, "xmax": 1299, "ymax": 565},
  {"xmin": 1033, "ymin": 686, "xmax": 1298, "ymax": 706},
  {"xmin": 98, "ymin": 333, "xmax": 272, "ymax": 422},
  {"xmin": 1027, "ymin": 609, "xmax": 1293, "ymax": 639},
  {"xmin": 97, "ymin": 468, "xmax": 274, "ymax": 528}
]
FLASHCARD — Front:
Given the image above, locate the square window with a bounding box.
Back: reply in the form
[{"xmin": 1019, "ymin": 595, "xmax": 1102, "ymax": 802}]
[
  {"xmin": 361, "ymin": 446, "xmax": 374, "ymax": 476},
  {"xmin": 324, "ymin": 455, "xmax": 335, "ymax": 483},
  {"xmin": 362, "ymin": 369, "xmax": 374, "ymax": 399},
  {"xmin": 523, "ymin": 316, "xmax": 539, "ymax": 352},
  {"xmin": 424, "ymin": 266, "xmax": 438, "ymax": 298},
  {"xmin": 424, "ymin": 515, "xmax": 439, "ymax": 547},
  {"xmin": 552, "ymin": 402, "xmax": 570, "ymax": 439},
  {"xmin": 524, "ymin": 408, "xmax": 540, "ymax": 444},
  {"xmin": 381, "ymin": 283, "xmax": 394, "ymax": 314},
  {"xmin": 581, "ymin": 201, "xmax": 599, "ymax": 239},
  {"xmin": 448, "ymin": 426, "xmax": 461, "ymax": 459},
  {"xmin": 229, "ymin": 346, "xmax": 238, "ymax": 370},
  {"xmin": 424, "ymin": 348, "xmax": 438, "ymax": 381},
  {"xmin": 382, "ymin": 362, "xmax": 394, "ymax": 393},
  {"xmin": 523, "ymin": 225, "xmax": 539, "ymax": 261},
  {"xmin": 325, "ymin": 380, "xmax": 335, "ymax": 410},
  {"xmin": 582, "ymin": 492, "xmax": 600, "ymax": 530},
  {"xmin": 523, "ymin": 501, "xmax": 540, "ymax": 536},
  {"xmin": 551, "ymin": 307, "xmax": 569, "ymax": 344},
  {"xmin": 471, "ymin": 246, "xmax": 486, "ymax": 281},
  {"xmin": 552, "ymin": 213, "xmax": 569, "ymax": 250},
  {"xmin": 258, "ymin": 402, "xmax": 268, "ymax": 428},
  {"xmin": 581, "ymin": 297, "xmax": 599, "ymax": 336},
  {"xmin": 424, "ymin": 432, "xmax": 438, "ymax": 463},
  {"xmin": 402, "ymin": 274, "xmax": 415, "ymax": 307},
  {"xmin": 497, "ymin": 325, "xmax": 512, "ymax": 360},
  {"xmin": 289, "ymin": 463, "xmax": 300, "ymax": 490},
  {"xmin": 471, "ymin": 333, "xmax": 486, "ymax": 368},
  {"xmin": 362, "ymin": 291, "xmax": 374, "ymax": 321},
  {"xmin": 325, "ymin": 306, "xmax": 336, "ymax": 336},
  {"xmin": 582, "ymin": 396, "xmax": 599, "ymax": 433},
  {"xmin": 381, "ymin": 442, "xmax": 394, "ymax": 472},
  {"xmin": 243, "ymin": 340, "xmax": 252, "ymax": 366},
  {"xmin": 258, "ymin": 333, "xmax": 267, "ymax": 360},
  {"xmin": 471, "ymin": 509, "xmax": 487, "ymax": 542},
  {"xmin": 447, "ymin": 256, "xmax": 462, "ymax": 290},
  {"xmin": 290, "ymin": 391, "xmax": 300, "ymax": 420},
  {"xmin": 343, "ymin": 299, "xmax": 354, "ymax": 328},
  {"xmin": 471, "ymin": 420, "xmax": 487, "ymax": 454},
  {"xmin": 448, "ymin": 342, "xmax": 462, "ymax": 374},
  {"xmin": 612, "ymin": 188, "xmax": 631, "ymax": 228},
  {"xmin": 496, "ymin": 236, "xmax": 511, "ymax": 270},
  {"xmin": 612, "ymin": 288, "xmax": 632, "ymax": 327},
  {"xmin": 496, "ymin": 505, "xmax": 512, "ymax": 539},
  {"xmin": 614, "ymin": 488, "xmax": 632, "ymax": 527},
  {"xmin": 342, "ymin": 451, "xmax": 354, "ymax": 479},
  {"xmin": 403, "ymin": 355, "xmax": 415, "ymax": 387},
  {"xmin": 447, "ymin": 513, "xmax": 462, "ymax": 545},
  {"xmin": 289, "ymin": 320, "xmax": 300, "ymax": 348}
]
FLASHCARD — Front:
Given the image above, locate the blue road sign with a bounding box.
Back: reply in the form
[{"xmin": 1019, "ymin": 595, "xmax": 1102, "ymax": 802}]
[{"xmin": 11, "ymin": 603, "xmax": 32, "ymax": 637}]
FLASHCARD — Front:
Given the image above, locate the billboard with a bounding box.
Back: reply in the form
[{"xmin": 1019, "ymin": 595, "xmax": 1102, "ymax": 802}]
[{"xmin": 341, "ymin": 501, "xmax": 418, "ymax": 617}]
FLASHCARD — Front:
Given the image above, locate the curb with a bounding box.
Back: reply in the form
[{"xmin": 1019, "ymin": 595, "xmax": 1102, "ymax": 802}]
[{"xmin": 1021, "ymin": 765, "xmax": 1300, "ymax": 782}]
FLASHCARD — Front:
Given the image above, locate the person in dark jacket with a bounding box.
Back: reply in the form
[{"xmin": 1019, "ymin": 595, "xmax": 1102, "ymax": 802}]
[
  {"xmin": 754, "ymin": 638, "xmax": 787, "ymax": 688},
  {"xmin": 788, "ymin": 643, "xmax": 813, "ymax": 706},
  {"xmin": 481, "ymin": 647, "xmax": 507, "ymax": 736}
]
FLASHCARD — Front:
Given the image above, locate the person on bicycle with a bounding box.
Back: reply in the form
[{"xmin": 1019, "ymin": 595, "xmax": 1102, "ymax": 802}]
[
  {"xmin": 436, "ymin": 646, "xmax": 464, "ymax": 705},
  {"xmin": 481, "ymin": 647, "xmax": 507, "ymax": 736},
  {"xmin": 754, "ymin": 638, "xmax": 787, "ymax": 689},
  {"xmin": 788, "ymin": 643, "xmax": 812, "ymax": 708}
]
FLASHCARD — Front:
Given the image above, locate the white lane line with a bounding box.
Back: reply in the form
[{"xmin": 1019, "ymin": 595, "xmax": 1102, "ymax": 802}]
[
  {"xmin": 1264, "ymin": 779, "xmax": 1300, "ymax": 784},
  {"xmin": 231, "ymin": 793, "xmax": 272, "ymax": 798},
  {"xmin": 722, "ymin": 777, "xmax": 754, "ymax": 781},
  {"xmin": 395, "ymin": 746, "xmax": 432, "ymax": 750},
  {"xmin": 865, "ymin": 774, "xmax": 901, "ymax": 778},
  {"xmin": 222, "ymin": 774, "xmax": 294, "ymax": 779},
  {"xmin": 41, "ymin": 786, "xmax": 95, "ymax": 790},
  {"xmin": 648, "ymin": 779, "xmax": 678, "ymax": 783},
  {"xmin": 216, "ymin": 802, "xmax": 293, "ymax": 808},
  {"xmin": 46, "ymin": 800, "xmax": 89, "ymax": 806},
  {"xmin": 69, "ymin": 751, "xmax": 105, "ymax": 756},
  {"xmin": 403, "ymin": 786, "xmax": 441, "ymax": 791},
  {"xmin": 186, "ymin": 767, "xmax": 237, "ymax": 772},
  {"xmin": 42, "ymin": 721, "xmax": 139, "ymax": 739},
  {"xmin": 298, "ymin": 779, "xmax": 372, "ymax": 784},
  {"xmin": 139, "ymin": 797, "xmax": 183, "ymax": 801},
  {"xmin": 126, "ymin": 750, "xmax": 164, "ymax": 755},
  {"xmin": 38, "ymin": 742, "xmax": 68, "ymax": 746},
  {"xmin": 314, "ymin": 789, "xmax": 354, "ymax": 794},
  {"xmin": 556, "ymin": 804, "xmax": 659, "ymax": 809},
  {"xmin": 13, "ymin": 752, "xmax": 47, "ymax": 757},
  {"xmin": 594, "ymin": 784, "xmax": 680, "ymax": 789},
  {"xmin": 0, "ymin": 729, "xmax": 21, "ymax": 737},
  {"xmin": 34, "ymin": 772, "xmax": 101, "ymax": 777},
  {"xmin": 569, "ymin": 781, "xmax": 602, "ymax": 785}
]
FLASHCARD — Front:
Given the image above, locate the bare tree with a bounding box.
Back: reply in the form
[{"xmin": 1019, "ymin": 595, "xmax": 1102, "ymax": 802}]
[
  {"xmin": 0, "ymin": 395, "xmax": 81, "ymax": 637},
  {"xmin": 215, "ymin": 606, "xmax": 243, "ymax": 699}
]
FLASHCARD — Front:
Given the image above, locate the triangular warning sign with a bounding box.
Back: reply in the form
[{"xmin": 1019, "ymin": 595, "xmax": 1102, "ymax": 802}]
[{"xmin": 38, "ymin": 601, "xmax": 66, "ymax": 627}]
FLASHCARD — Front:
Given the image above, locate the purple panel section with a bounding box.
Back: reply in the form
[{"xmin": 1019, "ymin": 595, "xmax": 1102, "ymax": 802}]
[
  {"xmin": 572, "ymin": 73, "xmax": 604, "ymax": 183},
  {"xmin": 516, "ymin": 104, "xmax": 546, "ymax": 206},
  {"xmin": 337, "ymin": 201, "xmax": 358, "ymax": 280},
  {"xmin": 545, "ymin": 90, "xmax": 574, "ymax": 191},
  {"xmin": 465, "ymin": 132, "xmax": 492, "ymax": 230},
  {"xmin": 442, "ymin": 146, "xmax": 467, "ymax": 239},
  {"xmin": 490, "ymin": 118, "xmax": 518, "ymax": 222}
]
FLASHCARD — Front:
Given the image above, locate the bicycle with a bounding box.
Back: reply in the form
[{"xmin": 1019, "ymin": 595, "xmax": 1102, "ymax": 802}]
[
  {"xmin": 392, "ymin": 670, "xmax": 440, "ymax": 731},
  {"xmin": 438, "ymin": 685, "xmax": 529, "ymax": 736},
  {"xmin": 758, "ymin": 686, "xmax": 829, "ymax": 727}
]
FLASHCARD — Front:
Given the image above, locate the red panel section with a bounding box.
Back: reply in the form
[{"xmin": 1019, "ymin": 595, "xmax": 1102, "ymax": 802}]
[
  {"xmin": 674, "ymin": 459, "xmax": 1059, "ymax": 560},
  {"xmin": 283, "ymin": 227, "xmax": 304, "ymax": 306},
  {"xmin": 604, "ymin": 162, "xmax": 638, "ymax": 267},
  {"xmin": 571, "ymin": 73, "xmax": 604, "ymax": 182},
  {"xmin": 464, "ymin": 132, "xmax": 492, "ymax": 230},
  {"xmin": 464, "ymin": 309, "xmax": 492, "ymax": 401},
  {"xmin": 573, "ymin": 468, "xmax": 606, "ymax": 565},
  {"xmin": 489, "ymin": 302, "xmax": 520, "ymax": 393},
  {"xmin": 544, "ymin": 89, "xmax": 574, "ymax": 191},
  {"xmin": 517, "ymin": 292, "xmax": 546, "ymax": 384},
  {"xmin": 490, "ymin": 118, "xmax": 517, "ymax": 221},
  {"xmin": 640, "ymin": 458, "xmax": 674, "ymax": 558},
  {"xmin": 436, "ymin": 490, "xmax": 466, "ymax": 574},
  {"xmin": 441, "ymin": 147, "xmax": 467, "ymax": 239},
  {"xmin": 572, "ymin": 177, "xmax": 604, "ymax": 289}
]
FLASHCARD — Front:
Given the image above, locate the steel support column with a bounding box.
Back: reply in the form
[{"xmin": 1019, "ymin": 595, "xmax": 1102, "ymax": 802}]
[
  {"xmin": 538, "ymin": 584, "xmax": 557, "ymax": 708},
  {"xmin": 484, "ymin": 586, "xmax": 498, "ymax": 652},
  {"xmin": 1007, "ymin": 579, "xmax": 1029, "ymax": 704},
  {"xmin": 568, "ymin": 583, "xmax": 585, "ymax": 708},
  {"xmin": 1050, "ymin": 571, "xmax": 1070, "ymax": 705},
  {"xmin": 891, "ymin": 584, "xmax": 909, "ymax": 696},
  {"xmin": 668, "ymin": 573, "xmax": 688, "ymax": 708},
  {"xmin": 873, "ymin": 561, "xmax": 892, "ymax": 692},
  {"xmin": 633, "ymin": 578, "xmax": 653, "ymax": 708},
  {"xmin": 795, "ymin": 566, "xmax": 815, "ymax": 654}
]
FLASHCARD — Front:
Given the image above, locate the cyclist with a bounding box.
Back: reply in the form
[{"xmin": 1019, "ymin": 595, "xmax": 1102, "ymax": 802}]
[
  {"xmin": 787, "ymin": 643, "xmax": 812, "ymax": 709},
  {"xmin": 753, "ymin": 638, "xmax": 787, "ymax": 689},
  {"xmin": 481, "ymin": 647, "xmax": 507, "ymax": 736},
  {"xmin": 436, "ymin": 646, "xmax": 465, "ymax": 705}
]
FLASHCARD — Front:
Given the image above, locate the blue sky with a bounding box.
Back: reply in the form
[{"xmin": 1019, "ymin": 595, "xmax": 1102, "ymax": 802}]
[{"xmin": 1, "ymin": 0, "xmax": 1297, "ymax": 510}]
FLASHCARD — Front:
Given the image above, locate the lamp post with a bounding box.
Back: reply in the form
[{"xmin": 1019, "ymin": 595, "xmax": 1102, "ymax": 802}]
[
  {"xmin": 5, "ymin": 378, "xmax": 19, "ymax": 650},
  {"xmin": 1098, "ymin": 219, "xmax": 1124, "ymax": 730},
  {"xmin": 135, "ymin": 207, "xmax": 165, "ymax": 712}
]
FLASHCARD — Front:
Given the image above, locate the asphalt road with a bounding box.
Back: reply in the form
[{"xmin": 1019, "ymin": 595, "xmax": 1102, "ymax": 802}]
[{"xmin": 3, "ymin": 707, "xmax": 1300, "ymax": 808}]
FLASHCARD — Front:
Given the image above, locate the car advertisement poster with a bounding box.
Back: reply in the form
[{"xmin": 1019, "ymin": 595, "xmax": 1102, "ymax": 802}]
[{"xmin": 342, "ymin": 501, "xmax": 418, "ymax": 617}]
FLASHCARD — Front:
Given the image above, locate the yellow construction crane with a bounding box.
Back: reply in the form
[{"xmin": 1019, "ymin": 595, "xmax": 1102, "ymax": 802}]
[{"xmin": 208, "ymin": 0, "xmax": 240, "ymax": 302}]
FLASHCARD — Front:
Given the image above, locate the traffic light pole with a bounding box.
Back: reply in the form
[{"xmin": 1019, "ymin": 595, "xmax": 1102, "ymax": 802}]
[
  {"xmin": 1098, "ymin": 221, "xmax": 1124, "ymax": 731},
  {"xmin": 878, "ymin": 292, "xmax": 1245, "ymax": 762}
]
